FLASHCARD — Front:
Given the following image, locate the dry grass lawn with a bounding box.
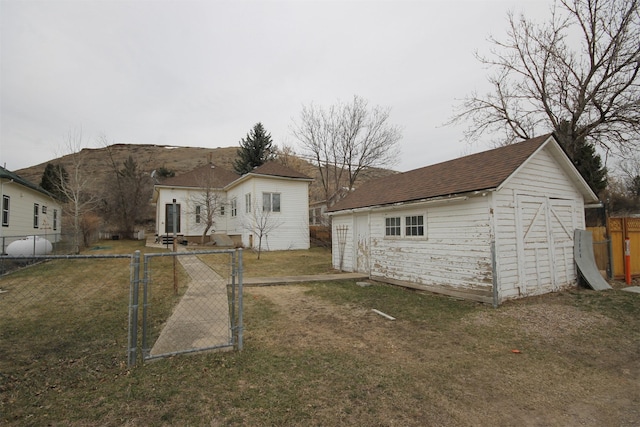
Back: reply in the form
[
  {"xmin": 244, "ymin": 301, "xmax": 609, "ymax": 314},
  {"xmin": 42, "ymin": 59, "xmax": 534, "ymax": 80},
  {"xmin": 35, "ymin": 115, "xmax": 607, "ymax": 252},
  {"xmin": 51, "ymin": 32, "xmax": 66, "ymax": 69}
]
[{"xmin": 1, "ymin": 241, "xmax": 639, "ymax": 426}]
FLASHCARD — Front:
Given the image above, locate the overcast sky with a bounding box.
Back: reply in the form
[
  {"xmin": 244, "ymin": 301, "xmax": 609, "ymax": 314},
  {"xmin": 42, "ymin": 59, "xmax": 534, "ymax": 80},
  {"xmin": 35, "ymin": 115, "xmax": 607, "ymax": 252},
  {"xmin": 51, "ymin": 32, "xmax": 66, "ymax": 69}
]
[{"xmin": 1, "ymin": 0, "xmax": 553, "ymax": 173}]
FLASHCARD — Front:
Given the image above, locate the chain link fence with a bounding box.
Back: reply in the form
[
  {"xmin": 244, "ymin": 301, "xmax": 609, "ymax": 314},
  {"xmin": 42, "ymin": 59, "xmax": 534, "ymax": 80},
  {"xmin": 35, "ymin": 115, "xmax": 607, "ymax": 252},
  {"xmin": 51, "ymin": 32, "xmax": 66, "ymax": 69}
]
[
  {"xmin": 1, "ymin": 248, "xmax": 243, "ymax": 376},
  {"xmin": 138, "ymin": 249, "xmax": 243, "ymax": 362},
  {"xmin": 0, "ymin": 253, "xmax": 134, "ymax": 399}
]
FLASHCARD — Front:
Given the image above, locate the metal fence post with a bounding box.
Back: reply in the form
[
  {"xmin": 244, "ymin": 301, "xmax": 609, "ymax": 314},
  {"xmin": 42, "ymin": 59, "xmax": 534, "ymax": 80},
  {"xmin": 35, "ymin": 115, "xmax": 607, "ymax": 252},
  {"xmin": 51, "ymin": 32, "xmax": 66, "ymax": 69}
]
[
  {"xmin": 230, "ymin": 250, "xmax": 236, "ymax": 346},
  {"xmin": 141, "ymin": 254, "xmax": 150, "ymax": 360},
  {"xmin": 607, "ymin": 238, "xmax": 614, "ymax": 279},
  {"xmin": 237, "ymin": 248, "xmax": 243, "ymax": 351},
  {"xmin": 127, "ymin": 250, "xmax": 141, "ymax": 368}
]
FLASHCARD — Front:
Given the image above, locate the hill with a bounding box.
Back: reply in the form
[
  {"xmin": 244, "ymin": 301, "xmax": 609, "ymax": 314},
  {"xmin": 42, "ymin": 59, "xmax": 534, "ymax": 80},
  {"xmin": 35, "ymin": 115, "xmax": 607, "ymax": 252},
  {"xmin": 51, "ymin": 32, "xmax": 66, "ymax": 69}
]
[
  {"xmin": 15, "ymin": 143, "xmax": 398, "ymax": 204},
  {"xmin": 16, "ymin": 144, "xmax": 239, "ymax": 194}
]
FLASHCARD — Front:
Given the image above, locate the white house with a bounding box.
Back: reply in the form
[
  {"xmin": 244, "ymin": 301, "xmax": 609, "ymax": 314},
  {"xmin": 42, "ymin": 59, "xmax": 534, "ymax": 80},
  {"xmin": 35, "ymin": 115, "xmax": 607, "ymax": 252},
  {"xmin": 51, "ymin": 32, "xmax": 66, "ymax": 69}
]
[
  {"xmin": 152, "ymin": 162, "xmax": 313, "ymax": 251},
  {"xmin": 328, "ymin": 134, "xmax": 599, "ymax": 305},
  {"xmin": 0, "ymin": 166, "xmax": 63, "ymax": 254}
]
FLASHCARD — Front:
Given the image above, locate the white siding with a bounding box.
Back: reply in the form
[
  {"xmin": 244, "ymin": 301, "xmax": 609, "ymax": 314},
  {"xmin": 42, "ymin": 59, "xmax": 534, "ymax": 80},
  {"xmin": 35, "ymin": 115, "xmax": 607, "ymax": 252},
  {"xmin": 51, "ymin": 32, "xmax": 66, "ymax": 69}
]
[
  {"xmin": 493, "ymin": 146, "xmax": 586, "ymax": 301},
  {"xmin": 369, "ymin": 198, "xmax": 493, "ymax": 292},
  {"xmin": 226, "ymin": 176, "xmax": 310, "ymax": 251},
  {"xmin": 0, "ymin": 179, "xmax": 62, "ymax": 249},
  {"xmin": 333, "ymin": 197, "xmax": 494, "ymax": 295}
]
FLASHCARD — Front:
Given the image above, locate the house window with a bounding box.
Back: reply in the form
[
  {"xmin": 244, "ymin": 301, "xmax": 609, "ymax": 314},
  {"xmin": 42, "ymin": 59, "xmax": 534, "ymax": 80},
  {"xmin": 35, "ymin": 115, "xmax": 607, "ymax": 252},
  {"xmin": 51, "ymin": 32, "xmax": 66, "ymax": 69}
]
[
  {"xmin": 165, "ymin": 203, "xmax": 181, "ymax": 233},
  {"xmin": 220, "ymin": 205, "xmax": 225, "ymax": 216},
  {"xmin": 2, "ymin": 195, "xmax": 9, "ymax": 227},
  {"xmin": 385, "ymin": 217, "xmax": 401, "ymax": 236},
  {"xmin": 245, "ymin": 193, "xmax": 252, "ymax": 213},
  {"xmin": 33, "ymin": 203, "xmax": 39, "ymax": 228},
  {"xmin": 195, "ymin": 205, "xmax": 201, "ymax": 224},
  {"xmin": 231, "ymin": 198, "xmax": 237, "ymax": 217},
  {"xmin": 405, "ymin": 215, "xmax": 424, "ymax": 236},
  {"xmin": 53, "ymin": 209, "xmax": 58, "ymax": 231},
  {"xmin": 42, "ymin": 205, "xmax": 47, "ymax": 214},
  {"xmin": 262, "ymin": 192, "xmax": 280, "ymax": 212}
]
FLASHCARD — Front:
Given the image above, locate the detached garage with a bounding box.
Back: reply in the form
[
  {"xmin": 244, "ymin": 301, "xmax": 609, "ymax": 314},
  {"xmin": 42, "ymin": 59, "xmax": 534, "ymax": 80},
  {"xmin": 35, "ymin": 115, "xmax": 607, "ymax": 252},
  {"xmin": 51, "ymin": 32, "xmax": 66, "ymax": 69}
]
[{"xmin": 328, "ymin": 134, "xmax": 599, "ymax": 305}]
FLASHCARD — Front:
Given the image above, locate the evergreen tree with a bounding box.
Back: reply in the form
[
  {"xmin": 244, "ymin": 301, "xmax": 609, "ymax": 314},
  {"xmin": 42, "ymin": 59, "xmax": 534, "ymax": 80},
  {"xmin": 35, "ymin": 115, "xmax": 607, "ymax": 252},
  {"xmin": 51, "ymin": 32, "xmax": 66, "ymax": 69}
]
[
  {"xmin": 554, "ymin": 121, "xmax": 607, "ymax": 196},
  {"xmin": 234, "ymin": 122, "xmax": 276, "ymax": 175},
  {"xmin": 156, "ymin": 166, "xmax": 175, "ymax": 178},
  {"xmin": 40, "ymin": 163, "xmax": 68, "ymax": 201}
]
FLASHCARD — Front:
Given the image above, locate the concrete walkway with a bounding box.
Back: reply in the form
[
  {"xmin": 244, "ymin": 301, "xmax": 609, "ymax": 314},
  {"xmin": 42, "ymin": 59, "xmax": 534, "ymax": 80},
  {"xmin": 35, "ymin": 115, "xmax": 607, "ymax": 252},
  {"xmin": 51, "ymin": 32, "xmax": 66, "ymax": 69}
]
[
  {"xmin": 146, "ymin": 238, "xmax": 368, "ymax": 357},
  {"xmin": 243, "ymin": 272, "xmax": 368, "ymax": 286},
  {"xmin": 150, "ymin": 252, "xmax": 233, "ymax": 357}
]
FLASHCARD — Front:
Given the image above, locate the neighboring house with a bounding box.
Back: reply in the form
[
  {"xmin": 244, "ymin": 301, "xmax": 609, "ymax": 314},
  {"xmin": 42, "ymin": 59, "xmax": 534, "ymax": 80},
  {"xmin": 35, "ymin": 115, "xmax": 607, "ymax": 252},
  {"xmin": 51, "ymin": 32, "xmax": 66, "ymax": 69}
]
[
  {"xmin": 152, "ymin": 162, "xmax": 313, "ymax": 251},
  {"xmin": 328, "ymin": 134, "xmax": 599, "ymax": 305},
  {"xmin": 0, "ymin": 166, "xmax": 63, "ymax": 253}
]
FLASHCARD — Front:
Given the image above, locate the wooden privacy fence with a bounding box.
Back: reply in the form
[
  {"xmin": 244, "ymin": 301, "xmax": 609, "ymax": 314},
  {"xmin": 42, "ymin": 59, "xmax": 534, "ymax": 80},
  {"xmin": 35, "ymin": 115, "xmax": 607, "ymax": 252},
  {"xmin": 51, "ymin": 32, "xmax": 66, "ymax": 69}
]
[
  {"xmin": 589, "ymin": 217, "xmax": 640, "ymax": 280},
  {"xmin": 608, "ymin": 217, "xmax": 640, "ymax": 279}
]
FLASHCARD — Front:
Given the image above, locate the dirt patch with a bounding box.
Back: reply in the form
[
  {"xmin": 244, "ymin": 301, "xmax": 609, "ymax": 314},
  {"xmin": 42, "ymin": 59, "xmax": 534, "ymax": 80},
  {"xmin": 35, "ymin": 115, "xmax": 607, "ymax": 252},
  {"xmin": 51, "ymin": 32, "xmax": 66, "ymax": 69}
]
[
  {"xmin": 245, "ymin": 284, "xmax": 640, "ymax": 426},
  {"xmin": 464, "ymin": 303, "xmax": 615, "ymax": 342},
  {"xmin": 247, "ymin": 286, "xmax": 394, "ymax": 354}
]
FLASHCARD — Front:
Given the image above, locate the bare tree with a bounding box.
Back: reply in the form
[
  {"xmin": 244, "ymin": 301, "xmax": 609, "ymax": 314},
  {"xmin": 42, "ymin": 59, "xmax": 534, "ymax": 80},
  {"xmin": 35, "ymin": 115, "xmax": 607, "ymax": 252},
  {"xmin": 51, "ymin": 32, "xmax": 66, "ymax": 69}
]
[
  {"xmin": 242, "ymin": 196, "xmax": 283, "ymax": 259},
  {"xmin": 101, "ymin": 136, "xmax": 154, "ymax": 238},
  {"xmin": 275, "ymin": 143, "xmax": 309, "ymax": 173},
  {"xmin": 54, "ymin": 129, "xmax": 100, "ymax": 253},
  {"xmin": 450, "ymin": 0, "xmax": 640, "ymax": 157},
  {"xmin": 617, "ymin": 154, "xmax": 640, "ymax": 198},
  {"xmin": 187, "ymin": 164, "xmax": 226, "ymax": 244},
  {"xmin": 291, "ymin": 95, "xmax": 402, "ymax": 206}
]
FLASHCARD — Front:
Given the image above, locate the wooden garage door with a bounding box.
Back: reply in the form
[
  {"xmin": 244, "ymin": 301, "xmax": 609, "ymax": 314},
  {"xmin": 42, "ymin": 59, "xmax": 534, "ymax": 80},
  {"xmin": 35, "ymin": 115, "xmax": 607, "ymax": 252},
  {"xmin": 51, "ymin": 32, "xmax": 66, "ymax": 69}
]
[{"xmin": 516, "ymin": 195, "xmax": 576, "ymax": 296}]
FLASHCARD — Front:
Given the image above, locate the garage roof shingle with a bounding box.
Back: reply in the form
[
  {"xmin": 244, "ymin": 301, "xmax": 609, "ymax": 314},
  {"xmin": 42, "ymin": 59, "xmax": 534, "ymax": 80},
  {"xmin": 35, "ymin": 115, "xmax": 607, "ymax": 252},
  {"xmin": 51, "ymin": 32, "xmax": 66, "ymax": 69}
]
[{"xmin": 329, "ymin": 134, "xmax": 551, "ymax": 212}]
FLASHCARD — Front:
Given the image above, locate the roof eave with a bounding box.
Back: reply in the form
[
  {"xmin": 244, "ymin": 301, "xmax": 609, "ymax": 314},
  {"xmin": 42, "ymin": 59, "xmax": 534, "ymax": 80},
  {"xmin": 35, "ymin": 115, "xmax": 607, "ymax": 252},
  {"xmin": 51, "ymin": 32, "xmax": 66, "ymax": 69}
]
[{"xmin": 328, "ymin": 189, "xmax": 495, "ymax": 215}]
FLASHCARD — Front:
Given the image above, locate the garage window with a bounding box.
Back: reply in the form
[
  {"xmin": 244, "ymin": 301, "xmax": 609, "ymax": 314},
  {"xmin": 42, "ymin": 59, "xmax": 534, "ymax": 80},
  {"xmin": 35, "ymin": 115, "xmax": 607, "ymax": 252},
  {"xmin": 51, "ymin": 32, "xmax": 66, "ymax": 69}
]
[
  {"xmin": 385, "ymin": 217, "xmax": 401, "ymax": 236},
  {"xmin": 405, "ymin": 215, "xmax": 424, "ymax": 236}
]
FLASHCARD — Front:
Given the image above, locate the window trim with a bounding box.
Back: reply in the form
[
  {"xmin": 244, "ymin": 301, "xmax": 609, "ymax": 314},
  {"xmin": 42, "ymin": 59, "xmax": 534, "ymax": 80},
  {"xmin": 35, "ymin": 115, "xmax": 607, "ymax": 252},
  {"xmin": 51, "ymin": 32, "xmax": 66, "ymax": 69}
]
[
  {"xmin": 405, "ymin": 215, "xmax": 424, "ymax": 237},
  {"xmin": 385, "ymin": 216, "xmax": 401, "ymax": 237},
  {"xmin": 33, "ymin": 203, "xmax": 39, "ymax": 229},
  {"xmin": 2, "ymin": 195, "xmax": 9, "ymax": 227},
  {"xmin": 262, "ymin": 192, "xmax": 281, "ymax": 213},
  {"xmin": 245, "ymin": 193, "xmax": 252, "ymax": 214},
  {"xmin": 230, "ymin": 198, "xmax": 237, "ymax": 217},
  {"xmin": 384, "ymin": 212, "xmax": 426, "ymax": 239},
  {"xmin": 195, "ymin": 205, "xmax": 201, "ymax": 224}
]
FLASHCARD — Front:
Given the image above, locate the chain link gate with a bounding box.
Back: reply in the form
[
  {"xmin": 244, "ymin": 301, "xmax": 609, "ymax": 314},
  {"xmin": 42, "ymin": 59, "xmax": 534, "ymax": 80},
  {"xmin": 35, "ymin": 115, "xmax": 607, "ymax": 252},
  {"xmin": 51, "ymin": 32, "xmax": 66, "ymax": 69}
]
[{"xmin": 129, "ymin": 248, "xmax": 243, "ymax": 365}]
